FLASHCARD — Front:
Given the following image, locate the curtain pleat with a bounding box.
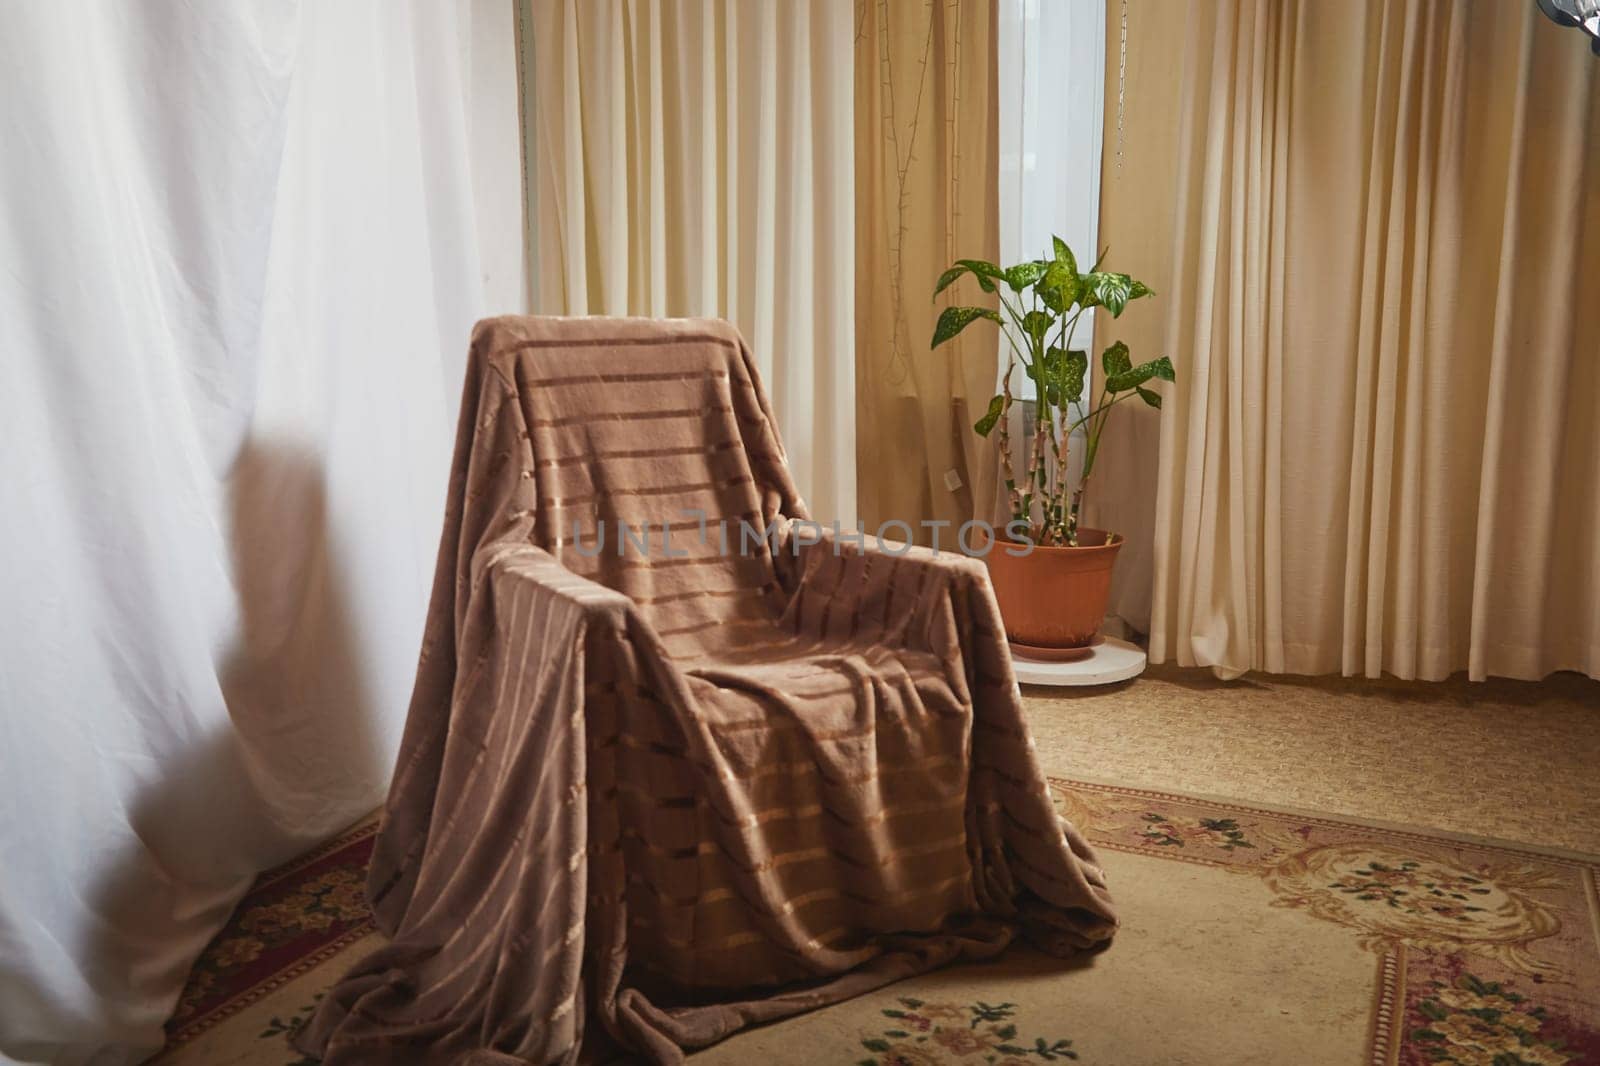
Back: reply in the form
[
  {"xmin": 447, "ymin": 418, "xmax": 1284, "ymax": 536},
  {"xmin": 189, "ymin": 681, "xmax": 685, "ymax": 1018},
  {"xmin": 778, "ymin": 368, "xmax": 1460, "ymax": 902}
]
[
  {"xmin": 530, "ymin": 0, "xmax": 857, "ymax": 527},
  {"xmin": 1102, "ymin": 0, "xmax": 1600, "ymax": 681},
  {"xmin": 854, "ymin": 0, "xmax": 1001, "ymax": 537}
]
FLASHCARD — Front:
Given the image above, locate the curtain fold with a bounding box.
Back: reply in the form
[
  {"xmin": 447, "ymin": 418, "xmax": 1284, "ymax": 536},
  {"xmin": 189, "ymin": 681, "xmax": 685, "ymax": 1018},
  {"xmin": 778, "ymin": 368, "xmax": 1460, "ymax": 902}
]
[
  {"xmin": 1105, "ymin": 0, "xmax": 1600, "ymax": 681},
  {"xmin": 855, "ymin": 0, "xmax": 1001, "ymax": 537},
  {"xmin": 0, "ymin": 3, "xmax": 521, "ymax": 1061},
  {"xmin": 529, "ymin": 0, "xmax": 857, "ymax": 528}
]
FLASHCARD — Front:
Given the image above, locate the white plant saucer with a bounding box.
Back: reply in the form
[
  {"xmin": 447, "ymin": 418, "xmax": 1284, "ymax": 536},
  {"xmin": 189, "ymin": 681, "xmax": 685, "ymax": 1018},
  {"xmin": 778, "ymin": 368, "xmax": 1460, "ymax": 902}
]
[{"xmin": 1010, "ymin": 636, "xmax": 1148, "ymax": 687}]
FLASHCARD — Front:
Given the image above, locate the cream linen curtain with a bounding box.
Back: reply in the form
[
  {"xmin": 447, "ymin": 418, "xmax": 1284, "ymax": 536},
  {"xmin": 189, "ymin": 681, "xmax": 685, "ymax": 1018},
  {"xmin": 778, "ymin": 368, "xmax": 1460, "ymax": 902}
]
[
  {"xmin": 1102, "ymin": 0, "xmax": 1600, "ymax": 681},
  {"xmin": 528, "ymin": 0, "xmax": 856, "ymax": 527},
  {"xmin": 1086, "ymin": 2, "xmax": 1184, "ymax": 638},
  {"xmin": 855, "ymin": 0, "xmax": 1001, "ymax": 535}
]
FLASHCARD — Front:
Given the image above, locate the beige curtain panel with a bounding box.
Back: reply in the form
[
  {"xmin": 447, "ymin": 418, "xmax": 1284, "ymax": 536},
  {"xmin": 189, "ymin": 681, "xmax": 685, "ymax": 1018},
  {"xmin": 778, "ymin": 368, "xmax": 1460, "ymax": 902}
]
[
  {"xmin": 855, "ymin": 0, "xmax": 1001, "ymax": 536},
  {"xmin": 528, "ymin": 0, "xmax": 857, "ymax": 528},
  {"xmin": 1102, "ymin": 0, "xmax": 1600, "ymax": 682}
]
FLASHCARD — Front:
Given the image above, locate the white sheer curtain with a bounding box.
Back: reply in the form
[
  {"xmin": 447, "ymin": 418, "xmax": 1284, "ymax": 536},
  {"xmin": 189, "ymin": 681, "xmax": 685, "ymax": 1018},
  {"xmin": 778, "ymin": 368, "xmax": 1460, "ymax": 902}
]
[
  {"xmin": 527, "ymin": 0, "xmax": 856, "ymax": 527},
  {"xmin": 0, "ymin": 3, "xmax": 524, "ymax": 1061},
  {"xmin": 998, "ymin": 0, "xmax": 1105, "ymax": 366},
  {"xmin": 994, "ymin": 0, "xmax": 1107, "ymax": 533}
]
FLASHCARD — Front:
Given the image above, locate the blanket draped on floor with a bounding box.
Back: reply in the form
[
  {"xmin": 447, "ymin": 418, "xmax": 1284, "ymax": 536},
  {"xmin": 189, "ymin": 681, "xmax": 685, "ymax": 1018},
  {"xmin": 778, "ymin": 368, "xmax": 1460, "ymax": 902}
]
[{"xmin": 296, "ymin": 317, "xmax": 1117, "ymax": 1064}]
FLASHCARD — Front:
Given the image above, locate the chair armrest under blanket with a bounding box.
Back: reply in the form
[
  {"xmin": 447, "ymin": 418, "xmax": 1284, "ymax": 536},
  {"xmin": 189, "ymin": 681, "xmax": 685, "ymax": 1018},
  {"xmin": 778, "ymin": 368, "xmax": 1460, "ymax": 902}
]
[
  {"xmin": 301, "ymin": 543, "xmax": 657, "ymax": 1066},
  {"xmin": 772, "ymin": 518, "xmax": 1007, "ymax": 668},
  {"xmin": 771, "ymin": 518, "xmax": 1117, "ymax": 957},
  {"xmin": 366, "ymin": 542, "xmax": 640, "ymax": 922}
]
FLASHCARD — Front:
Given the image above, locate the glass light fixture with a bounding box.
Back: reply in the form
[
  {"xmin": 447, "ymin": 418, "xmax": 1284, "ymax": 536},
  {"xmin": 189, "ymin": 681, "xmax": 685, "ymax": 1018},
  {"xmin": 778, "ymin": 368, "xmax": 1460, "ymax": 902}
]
[{"xmin": 1536, "ymin": 0, "xmax": 1600, "ymax": 54}]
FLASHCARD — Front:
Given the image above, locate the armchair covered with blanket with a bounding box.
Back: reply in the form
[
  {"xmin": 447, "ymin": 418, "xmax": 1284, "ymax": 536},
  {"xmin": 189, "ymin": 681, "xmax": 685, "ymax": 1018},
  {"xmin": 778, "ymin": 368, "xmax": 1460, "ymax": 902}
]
[{"xmin": 297, "ymin": 317, "xmax": 1117, "ymax": 1064}]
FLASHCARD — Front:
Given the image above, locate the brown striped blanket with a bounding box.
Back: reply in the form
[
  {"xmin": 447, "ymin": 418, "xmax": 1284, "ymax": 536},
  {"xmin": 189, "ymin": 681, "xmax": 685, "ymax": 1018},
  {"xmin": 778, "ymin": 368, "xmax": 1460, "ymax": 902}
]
[{"xmin": 295, "ymin": 317, "xmax": 1116, "ymax": 1064}]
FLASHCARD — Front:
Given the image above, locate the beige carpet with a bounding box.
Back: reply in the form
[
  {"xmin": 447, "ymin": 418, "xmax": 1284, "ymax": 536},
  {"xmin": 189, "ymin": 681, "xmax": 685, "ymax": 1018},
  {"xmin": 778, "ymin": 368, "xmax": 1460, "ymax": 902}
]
[
  {"xmin": 156, "ymin": 670, "xmax": 1600, "ymax": 1065},
  {"xmin": 1025, "ymin": 665, "xmax": 1600, "ymax": 854}
]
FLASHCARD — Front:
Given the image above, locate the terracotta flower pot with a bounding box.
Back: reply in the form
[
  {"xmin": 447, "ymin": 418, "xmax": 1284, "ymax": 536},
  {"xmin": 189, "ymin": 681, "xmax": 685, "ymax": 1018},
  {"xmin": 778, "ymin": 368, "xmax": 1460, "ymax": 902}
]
[{"xmin": 983, "ymin": 528, "xmax": 1122, "ymax": 655}]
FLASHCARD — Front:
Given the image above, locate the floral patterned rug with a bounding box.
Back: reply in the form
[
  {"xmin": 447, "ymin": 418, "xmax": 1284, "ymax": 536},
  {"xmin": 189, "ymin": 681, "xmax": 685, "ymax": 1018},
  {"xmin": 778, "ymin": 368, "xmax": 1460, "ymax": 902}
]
[
  {"xmin": 156, "ymin": 780, "xmax": 1600, "ymax": 1065},
  {"xmin": 159, "ymin": 821, "xmax": 379, "ymax": 1054}
]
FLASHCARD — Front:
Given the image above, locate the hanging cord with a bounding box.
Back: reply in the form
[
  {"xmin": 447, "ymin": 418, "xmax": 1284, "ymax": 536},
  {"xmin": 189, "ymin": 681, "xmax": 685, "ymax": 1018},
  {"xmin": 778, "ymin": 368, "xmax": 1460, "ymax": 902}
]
[{"xmin": 1116, "ymin": 0, "xmax": 1128, "ymax": 175}]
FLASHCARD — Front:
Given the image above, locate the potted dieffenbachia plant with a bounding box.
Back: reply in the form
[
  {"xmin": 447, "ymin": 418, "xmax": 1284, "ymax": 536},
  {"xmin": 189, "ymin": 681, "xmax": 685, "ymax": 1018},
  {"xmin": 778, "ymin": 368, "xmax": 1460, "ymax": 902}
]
[{"xmin": 932, "ymin": 237, "xmax": 1172, "ymax": 655}]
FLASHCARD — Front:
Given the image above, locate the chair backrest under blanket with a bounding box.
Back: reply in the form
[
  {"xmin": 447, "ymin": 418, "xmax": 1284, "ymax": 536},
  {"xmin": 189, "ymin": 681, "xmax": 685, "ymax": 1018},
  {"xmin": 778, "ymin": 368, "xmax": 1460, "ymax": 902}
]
[{"xmin": 447, "ymin": 315, "xmax": 808, "ymax": 650}]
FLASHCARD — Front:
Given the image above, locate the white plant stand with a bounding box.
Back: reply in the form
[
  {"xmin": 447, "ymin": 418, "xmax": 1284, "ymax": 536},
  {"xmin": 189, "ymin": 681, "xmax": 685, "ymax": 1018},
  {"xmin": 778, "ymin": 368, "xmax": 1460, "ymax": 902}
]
[{"xmin": 1011, "ymin": 636, "xmax": 1147, "ymax": 687}]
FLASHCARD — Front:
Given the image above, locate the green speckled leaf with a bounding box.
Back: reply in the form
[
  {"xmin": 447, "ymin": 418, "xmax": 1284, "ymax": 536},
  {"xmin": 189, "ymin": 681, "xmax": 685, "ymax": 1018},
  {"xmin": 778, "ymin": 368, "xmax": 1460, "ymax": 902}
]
[
  {"xmin": 974, "ymin": 393, "xmax": 1006, "ymax": 437},
  {"xmin": 931, "ymin": 305, "xmax": 1001, "ymax": 348},
  {"xmin": 1107, "ymin": 355, "xmax": 1175, "ymax": 392}
]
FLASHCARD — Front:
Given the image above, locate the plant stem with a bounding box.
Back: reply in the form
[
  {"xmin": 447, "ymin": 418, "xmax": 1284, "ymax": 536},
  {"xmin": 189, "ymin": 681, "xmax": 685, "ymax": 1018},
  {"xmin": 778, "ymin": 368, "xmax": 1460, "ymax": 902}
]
[
  {"xmin": 996, "ymin": 361, "xmax": 1022, "ymax": 521},
  {"xmin": 1063, "ymin": 384, "xmax": 1139, "ymax": 540},
  {"xmin": 996, "ymin": 292, "xmax": 1050, "ymax": 535},
  {"xmin": 994, "ymin": 293, "xmax": 1034, "ymax": 371},
  {"xmin": 990, "ymin": 295, "xmax": 1048, "ymax": 530},
  {"xmin": 1065, "ymin": 389, "xmax": 1135, "ymax": 436}
]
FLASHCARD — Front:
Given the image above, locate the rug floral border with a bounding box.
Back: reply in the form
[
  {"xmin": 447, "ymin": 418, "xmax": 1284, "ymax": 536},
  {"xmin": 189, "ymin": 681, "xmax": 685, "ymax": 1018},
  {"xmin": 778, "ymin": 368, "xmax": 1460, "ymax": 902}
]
[
  {"xmin": 159, "ymin": 820, "xmax": 380, "ymax": 1052},
  {"xmin": 160, "ymin": 785, "xmax": 1600, "ymax": 1065},
  {"xmin": 1046, "ymin": 778, "xmax": 1600, "ymax": 1066}
]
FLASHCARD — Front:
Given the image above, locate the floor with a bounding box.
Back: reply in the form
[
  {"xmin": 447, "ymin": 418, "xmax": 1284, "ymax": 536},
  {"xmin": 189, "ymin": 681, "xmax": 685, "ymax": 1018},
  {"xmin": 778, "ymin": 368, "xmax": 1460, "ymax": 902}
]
[{"xmin": 1023, "ymin": 663, "xmax": 1600, "ymax": 854}]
